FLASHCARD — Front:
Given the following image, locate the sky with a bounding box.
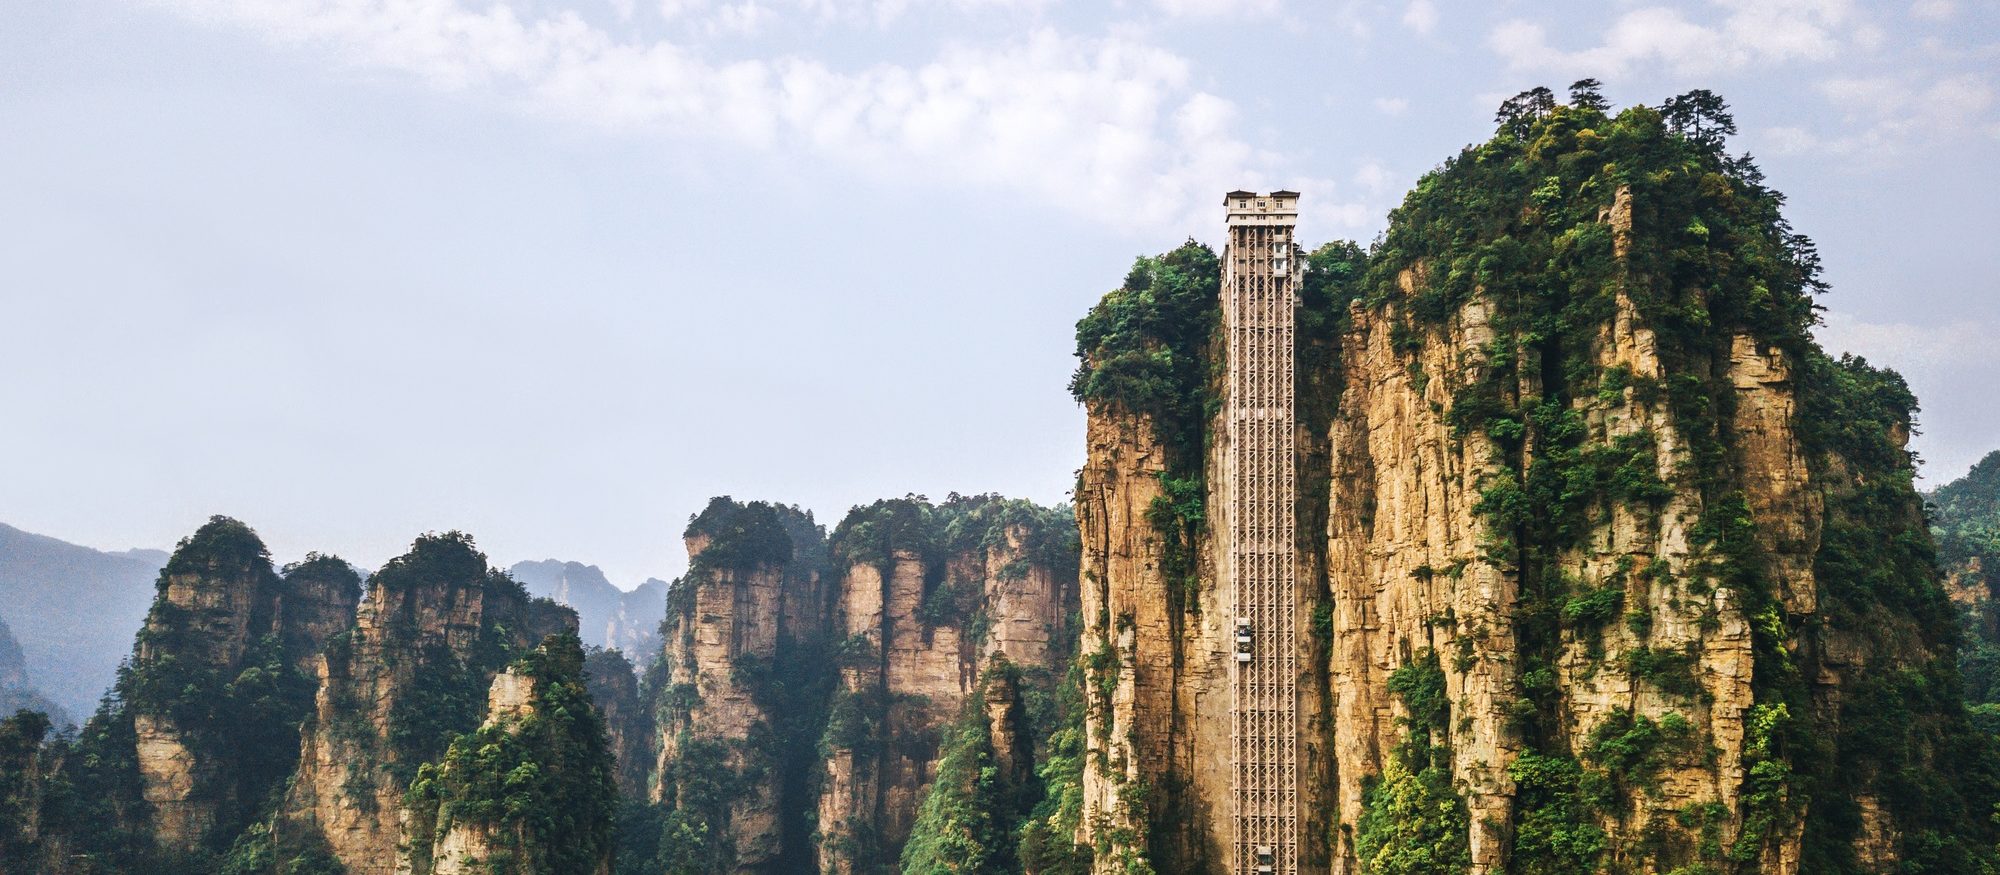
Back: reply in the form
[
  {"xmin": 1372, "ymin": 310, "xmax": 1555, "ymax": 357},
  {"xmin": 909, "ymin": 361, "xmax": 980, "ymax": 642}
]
[{"xmin": 2, "ymin": 0, "xmax": 1996, "ymax": 588}]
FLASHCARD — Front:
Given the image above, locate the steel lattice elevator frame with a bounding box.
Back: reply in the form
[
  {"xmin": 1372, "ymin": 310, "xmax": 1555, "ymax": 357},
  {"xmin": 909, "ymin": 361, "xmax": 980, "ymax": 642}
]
[{"xmin": 1222, "ymin": 189, "xmax": 1301, "ymax": 875}]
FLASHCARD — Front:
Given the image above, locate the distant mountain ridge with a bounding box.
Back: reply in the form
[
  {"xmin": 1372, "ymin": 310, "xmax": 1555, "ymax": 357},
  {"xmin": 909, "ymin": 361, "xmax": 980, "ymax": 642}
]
[
  {"xmin": 0, "ymin": 612, "xmax": 68, "ymax": 723},
  {"xmin": 507, "ymin": 559, "xmax": 664, "ymax": 659},
  {"xmin": 0, "ymin": 522, "xmax": 163, "ymax": 719}
]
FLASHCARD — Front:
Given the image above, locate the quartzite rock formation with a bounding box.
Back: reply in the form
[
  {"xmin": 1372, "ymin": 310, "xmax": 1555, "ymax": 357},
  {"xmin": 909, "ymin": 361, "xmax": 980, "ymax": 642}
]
[
  {"xmin": 129, "ymin": 520, "xmax": 358, "ymax": 851},
  {"xmin": 281, "ymin": 532, "xmax": 574, "ymax": 875},
  {"xmin": 817, "ymin": 495, "xmax": 1078, "ymax": 874},
  {"xmin": 1070, "ymin": 91, "xmax": 2000, "ymax": 874}
]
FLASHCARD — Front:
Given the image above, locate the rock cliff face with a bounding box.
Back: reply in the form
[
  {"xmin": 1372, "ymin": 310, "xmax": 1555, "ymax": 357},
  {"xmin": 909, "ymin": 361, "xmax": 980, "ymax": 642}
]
[
  {"xmin": 624, "ymin": 493, "xmax": 1079, "ymax": 874},
  {"xmin": 1070, "ymin": 92, "xmax": 2000, "ymax": 875},
  {"xmin": 815, "ymin": 495, "xmax": 1079, "ymax": 874},
  {"xmin": 1074, "ymin": 408, "xmax": 1233, "ymax": 871},
  {"xmin": 276, "ymin": 555, "xmax": 368, "ymax": 678},
  {"xmin": 127, "ymin": 520, "xmax": 358, "ymax": 852},
  {"xmin": 281, "ymin": 532, "xmax": 574, "ymax": 875},
  {"xmin": 0, "ymin": 521, "xmax": 617, "ymax": 875},
  {"xmin": 651, "ymin": 497, "xmax": 831, "ymax": 874}
]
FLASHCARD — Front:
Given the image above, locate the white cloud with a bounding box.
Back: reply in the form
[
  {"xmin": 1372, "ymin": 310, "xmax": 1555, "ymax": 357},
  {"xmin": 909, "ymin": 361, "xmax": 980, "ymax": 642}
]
[
  {"xmin": 148, "ymin": 0, "xmax": 1340, "ymax": 233},
  {"xmin": 1759, "ymin": 125, "xmax": 1821, "ymax": 154},
  {"xmin": 1401, "ymin": 0, "xmax": 1436, "ymax": 34},
  {"xmin": 857, "ymin": 0, "xmax": 1055, "ymax": 27},
  {"xmin": 1911, "ymin": 0, "xmax": 1956, "ymax": 20},
  {"xmin": 1767, "ymin": 73, "xmax": 1996, "ymax": 157},
  {"xmin": 1373, "ymin": 96, "xmax": 1409, "ymax": 115},
  {"xmin": 1351, "ymin": 160, "xmax": 1395, "ymax": 195},
  {"xmin": 659, "ymin": 0, "xmax": 705, "ymax": 21},
  {"xmin": 670, "ymin": 0, "xmax": 1048, "ymax": 30},
  {"xmin": 707, "ymin": 1, "xmax": 773, "ymax": 36},
  {"xmin": 1490, "ymin": 0, "xmax": 1854, "ymax": 76},
  {"xmin": 1153, "ymin": 0, "xmax": 1281, "ymax": 19}
]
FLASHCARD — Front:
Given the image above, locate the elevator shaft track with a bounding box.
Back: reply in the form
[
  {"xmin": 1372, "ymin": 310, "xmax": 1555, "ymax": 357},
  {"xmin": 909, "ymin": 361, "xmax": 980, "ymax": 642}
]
[{"xmin": 1222, "ymin": 189, "xmax": 1301, "ymax": 875}]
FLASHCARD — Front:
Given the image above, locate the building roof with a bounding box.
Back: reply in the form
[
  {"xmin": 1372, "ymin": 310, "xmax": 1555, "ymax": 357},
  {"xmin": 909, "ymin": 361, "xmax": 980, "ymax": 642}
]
[
  {"xmin": 1225, "ymin": 190, "xmax": 1257, "ymax": 200},
  {"xmin": 1268, "ymin": 189, "xmax": 1300, "ymax": 198}
]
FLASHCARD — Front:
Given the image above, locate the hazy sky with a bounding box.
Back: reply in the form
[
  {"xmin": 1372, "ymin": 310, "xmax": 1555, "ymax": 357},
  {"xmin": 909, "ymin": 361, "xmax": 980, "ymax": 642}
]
[{"xmin": 3, "ymin": 0, "xmax": 1996, "ymax": 588}]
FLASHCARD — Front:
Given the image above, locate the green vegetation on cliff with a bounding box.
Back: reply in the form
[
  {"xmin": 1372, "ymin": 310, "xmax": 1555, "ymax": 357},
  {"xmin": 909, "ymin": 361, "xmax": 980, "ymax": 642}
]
[
  {"xmin": 1015, "ymin": 659, "xmax": 1091, "ymax": 875},
  {"xmin": 1070, "ymin": 242, "xmax": 1222, "ymax": 468},
  {"xmin": 822, "ymin": 493, "xmax": 1081, "ymax": 873},
  {"xmin": 1932, "ymin": 451, "xmax": 2000, "ymax": 708},
  {"xmin": 900, "ymin": 665, "xmax": 1041, "ymax": 875},
  {"xmin": 1071, "ymin": 242, "xmax": 1220, "ymax": 624},
  {"xmin": 1355, "ymin": 650, "xmax": 1471, "ymax": 875},
  {"xmin": 1357, "ymin": 81, "xmax": 1998, "ymax": 872},
  {"xmin": 831, "ymin": 492, "xmax": 1077, "ymax": 634},
  {"xmin": 403, "ymin": 633, "xmax": 619, "ymax": 875},
  {"xmin": 0, "ymin": 517, "xmax": 351, "ymax": 872},
  {"xmin": 372, "ymin": 531, "xmax": 545, "ymax": 779}
]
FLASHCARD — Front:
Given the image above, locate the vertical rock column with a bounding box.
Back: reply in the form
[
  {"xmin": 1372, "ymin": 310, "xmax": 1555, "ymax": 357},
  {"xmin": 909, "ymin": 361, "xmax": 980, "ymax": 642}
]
[
  {"xmin": 652, "ymin": 498, "xmax": 825, "ymax": 874},
  {"xmin": 817, "ymin": 495, "xmax": 1080, "ymax": 873},
  {"xmin": 282, "ymin": 533, "xmax": 574, "ymax": 875}
]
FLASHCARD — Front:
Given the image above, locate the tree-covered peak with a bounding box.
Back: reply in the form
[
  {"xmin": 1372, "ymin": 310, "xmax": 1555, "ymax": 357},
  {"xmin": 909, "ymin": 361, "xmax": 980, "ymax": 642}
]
[
  {"xmin": 683, "ymin": 496, "xmax": 801, "ymax": 571},
  {"xmin": 1368, "ymin": 86, "xmax": 1822, "ymax": 358},
  {"xmin": 370, "ymin": 530, "xmax": 526, "ymax": 601},
  {"xmin": 1933, "ymin": 450, "xmax": 2000, "ymax": 570},
  {"xmin": 1068, "ymin": 240, "xmax": 1220, "ymax": 466},
  {"xmin": 281, "ymin": 552, "xmax": 364, "ymax": 601},
  {"xmin": 830, "ymin": 493, "xmax": 1076, "ymax": 575},
  {"xmin": 162, "ymin": 514, "xmax": 273, "ymax": 578},
  {"xmin": 1934, "ymin": 450, "xmax": 2000, "ymax": 524},
  {"xmin": 830, "ymin": 494, "xmax": 942, "ymax": 570}
]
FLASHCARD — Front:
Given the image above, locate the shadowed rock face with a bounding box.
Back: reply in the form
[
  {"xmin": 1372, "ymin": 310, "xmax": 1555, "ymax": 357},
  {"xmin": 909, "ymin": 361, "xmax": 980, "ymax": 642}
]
[
  {"xmin": 585, "ymin": 646, "xmax": 653, "ymax": 798},
  {"xmin": 1932, "ymin": 451, "xmax": 2000, "ymax": 700},
  {"xmin": 0, "ymin": 615, "xmax": 65, "ymax": 723}
]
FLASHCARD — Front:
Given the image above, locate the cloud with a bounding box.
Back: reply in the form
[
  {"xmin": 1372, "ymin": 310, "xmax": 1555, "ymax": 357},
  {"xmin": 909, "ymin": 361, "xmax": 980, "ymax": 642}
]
[
  {"xmin": 1351, "ymin": 160, "xmax": 1396, "ymax": 195},
  {"xmin": 706, "ymin": 1, "xmax": 773, "ymax": 36},
  {"xmin": 855, "ymin": 0, "xmax": 1057, "ymax": 28},
  {"xmin": 1373, "ymin": 96, "xmax": 1409, "ymax": 115},
  {"xmin": 149, "ymin": 0, "xmax": 1348, "ymax": 234},
  {"xmin": 1763, "ymin": 73, "xmax": 1996, "ymax": 157},
  {"xmin": 1490, "ymin": 0, "xmax": 1854, "ymax": 76},
  {"xmin": 1910, "ymin": 0, "xmax": 1956, "ymax": 21},
  {"xmin": 1401, "ymin": 0, "xmax": 1436, "ymax": 34},
  {"xmin": 1152, "ymin": 0, "xmax": 1281, "ymax": 19}
]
